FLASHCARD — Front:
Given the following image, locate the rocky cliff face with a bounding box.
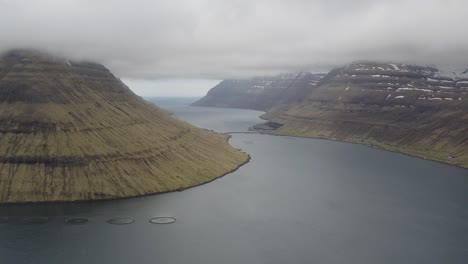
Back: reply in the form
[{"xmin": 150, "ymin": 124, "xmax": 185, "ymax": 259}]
[
  {"xmin": 0, "ymin": 50, "xmax": 248, "ymax": 203},
  {"xmin": 192, "ymin": 72, "xmax": 325, "ymax": 111},
  {"xmin": 261, "ymin": 62, "xmax": 468, "ymax": 168}
]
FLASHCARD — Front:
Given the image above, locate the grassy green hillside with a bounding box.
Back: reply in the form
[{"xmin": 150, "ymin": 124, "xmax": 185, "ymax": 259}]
[
  {"xmin": 0, "ymin": 50, "xmax": 249, "ymax": 203},
  {"xmin": 260, "ymin": 62, "xmax": 468, "ymax": 168}
]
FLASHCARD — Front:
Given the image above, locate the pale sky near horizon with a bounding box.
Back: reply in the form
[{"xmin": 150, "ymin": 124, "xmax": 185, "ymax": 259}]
[
  {"xmin": 1, "ymin": 0, "xmax": 468, "ymax": 96},
  {"xmin": 123, "ymin": 78, "xmax": 220, "ymax": 97}
]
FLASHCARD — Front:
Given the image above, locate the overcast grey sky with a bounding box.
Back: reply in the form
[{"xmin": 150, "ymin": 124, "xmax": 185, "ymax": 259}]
[
  {"xmin": 123, "ymin": 78, "xmax": 220, "ymax": 97},
  {"xmin": 1, "ymin": 0, "xmax": 468, "ymax": 96}
]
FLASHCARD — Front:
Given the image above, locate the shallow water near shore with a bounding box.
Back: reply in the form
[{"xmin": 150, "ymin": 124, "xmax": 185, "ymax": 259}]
[{"xmin": 0, "ymin": 97, "xmax": 467, "ymax": 264}]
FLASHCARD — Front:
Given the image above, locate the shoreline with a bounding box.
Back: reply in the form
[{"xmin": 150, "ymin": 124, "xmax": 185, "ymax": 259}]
[
  {"xmin": 253, "ymin": 113, "xmax": 468, "ymax": 170},
  {"xmin": 254, "ymin": 129, "xmax": 468, "ymax": 170},
  {"xmin": 0, "ymin": 136, "xmax": 251, "ymax": 206},
  {"xmin": 220, "ymin": 128, "xmax": 467, "ymax": 170},
  {"xmin": 6, "ymin": 109, "xmax": 465, "ymax": 206}
]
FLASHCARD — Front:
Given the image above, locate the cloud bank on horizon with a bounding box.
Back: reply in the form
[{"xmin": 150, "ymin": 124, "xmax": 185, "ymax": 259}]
[{"xmin": 1, "ymin": 0, "xmax": 467, "ymax": 79}]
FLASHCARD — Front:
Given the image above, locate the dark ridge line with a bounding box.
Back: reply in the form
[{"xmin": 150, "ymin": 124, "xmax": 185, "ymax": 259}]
[{"xmin": 0, "ymin": 146, "xmax": 174, "ymax": 165}]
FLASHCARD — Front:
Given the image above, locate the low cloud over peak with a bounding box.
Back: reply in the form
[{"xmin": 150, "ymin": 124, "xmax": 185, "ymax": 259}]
[{"xmin": 1, "ymin": 0, "xmax": 468, "ymax": 79}]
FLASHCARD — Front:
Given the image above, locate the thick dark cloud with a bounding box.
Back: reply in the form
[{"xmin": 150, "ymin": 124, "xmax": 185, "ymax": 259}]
[{"xmin": 1, "ymin": 0, "xmax": 467, "ymax": 79}]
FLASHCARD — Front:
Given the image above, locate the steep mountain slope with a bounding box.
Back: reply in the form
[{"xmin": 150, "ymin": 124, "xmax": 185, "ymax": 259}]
[
  {"xmin": 192, "ymin": 72, "xmax": 324, "ymax": 111},
  {"xmin": 261, "ymin": 62, "xmax": 468, "ymax": 168},
  {"xmin": 0, "ymin": 50, "xmax": 248, "ymax": 203}
]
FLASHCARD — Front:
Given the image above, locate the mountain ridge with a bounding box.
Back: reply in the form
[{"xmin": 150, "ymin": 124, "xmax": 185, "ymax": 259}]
[
  {"xmin": 0, "ymin": 49, "xmax": 249, "ymax": 203},
  {"xmin": 259, "ymin": 62, "xmax": 468, "ymax": 168},
  {"xmin": 192, "ymin": 72, "xmax": 325, "ymax": 111},
  {"xmin": 195, "ymin": 61, "xmax": 468, "ymax": 168}
]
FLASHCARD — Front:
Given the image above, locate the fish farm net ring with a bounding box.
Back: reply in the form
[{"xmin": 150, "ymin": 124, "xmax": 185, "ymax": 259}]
[
  {"xmin": 20, "ymin": 217, "xmax": 49, "ymax": 224},
  {"xmin": 150, "ymin": 217, "xmax": 176, "ymax": 224},
  {"xmin": 107, "ymin": 217, "xmax": 135, "ymax": 225},
  {"xmin": 64, "ymin": 217, "xmax": 91, "ymax": 225}
]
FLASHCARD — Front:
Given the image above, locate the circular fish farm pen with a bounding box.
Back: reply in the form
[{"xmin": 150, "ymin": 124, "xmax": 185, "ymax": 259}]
[
  {"xmin": 64, "ymin": 217, "xmax": 91, "ymax": 225},
  {"xmin": 149, "ymin": 217, "xmax": 176, "ymax": 224},
  {"xmin": 20, "ymin": 217, "xmax": 49, "ymax": 224},
  {"xmin": 106, "ymin": 217, "xmax": 135, "ymax": 225}
]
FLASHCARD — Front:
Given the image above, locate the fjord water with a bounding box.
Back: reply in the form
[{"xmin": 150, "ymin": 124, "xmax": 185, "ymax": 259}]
[{"xmin": 1, "ymin": 98, "xmax": 467, "ymax": 264}]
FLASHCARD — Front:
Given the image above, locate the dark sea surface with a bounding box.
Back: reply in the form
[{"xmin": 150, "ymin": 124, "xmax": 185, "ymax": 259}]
[{"xmin": 0, "ymin": 97, "xmax": 467, "ymax": 264}]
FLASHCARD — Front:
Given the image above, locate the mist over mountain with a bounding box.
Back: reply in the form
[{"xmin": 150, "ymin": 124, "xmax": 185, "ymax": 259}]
[
  {"xmin": 258, "ymin": 62, "xmax": 468, "ymax": 168},
  {"xmin": 0, "ymin": 49, "xmax": 248, "ymax": 203},
  {"xmin": 192, "ymin": 72, "xmax": 325, "ymax": 110},
  {"xmin": 1, "ymin": 0, "xmax": 468, "ymax": 81}
]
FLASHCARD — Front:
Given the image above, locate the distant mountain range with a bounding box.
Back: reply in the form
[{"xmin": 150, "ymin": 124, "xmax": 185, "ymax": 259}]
[
  {"xmin": 192, "ymin": 72, "xmax": 325, "ymax": 111},
  {"xmin": 195, "ymin": 62, "xmax": 468, "ymax": 168}
]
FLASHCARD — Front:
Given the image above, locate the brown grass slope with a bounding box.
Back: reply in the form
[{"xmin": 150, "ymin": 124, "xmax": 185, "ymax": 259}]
[
  {"xmin": 0, "ymin": 50, "xmax": 248, "ymax": 203},
  {"xmin": 261, "ymin": 62, "xmax": 468, "ymax": 168}
]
